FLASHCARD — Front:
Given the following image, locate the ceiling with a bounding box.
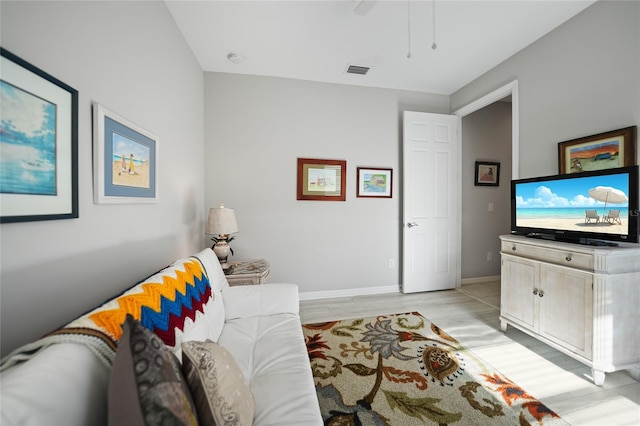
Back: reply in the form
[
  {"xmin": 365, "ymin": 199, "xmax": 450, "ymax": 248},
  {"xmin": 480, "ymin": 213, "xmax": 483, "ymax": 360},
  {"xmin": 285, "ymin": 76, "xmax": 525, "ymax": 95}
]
[{"xmin": 165, "ymin": 0, "xmax": 596, "ymax": 95}]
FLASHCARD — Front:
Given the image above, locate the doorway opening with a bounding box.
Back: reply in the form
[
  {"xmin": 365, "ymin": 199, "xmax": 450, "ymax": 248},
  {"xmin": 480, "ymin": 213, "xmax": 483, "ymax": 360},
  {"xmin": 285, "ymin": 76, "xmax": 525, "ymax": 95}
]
[{"xmin": 453, "ymin": 80, "xmax": 519, "ymax": 285}]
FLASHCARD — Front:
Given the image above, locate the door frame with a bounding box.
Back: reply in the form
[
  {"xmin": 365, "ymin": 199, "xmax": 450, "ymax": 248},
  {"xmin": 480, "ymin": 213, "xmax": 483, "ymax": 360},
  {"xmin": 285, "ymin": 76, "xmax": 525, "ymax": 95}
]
[
  {"xmin": 451, "ymin": 80, "xmax": 519, "ymax": 287},
  {"xmin": 452, "ymin": 80, "xmax": 519, "ymax": 180}
]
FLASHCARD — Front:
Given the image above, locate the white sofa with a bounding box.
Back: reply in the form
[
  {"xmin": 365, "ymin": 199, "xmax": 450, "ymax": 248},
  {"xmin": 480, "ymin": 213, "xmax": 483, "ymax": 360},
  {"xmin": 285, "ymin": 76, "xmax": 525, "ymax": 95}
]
[{"xmin": 0, "ymin": 248, "xmax": 322, "ymax": 425}]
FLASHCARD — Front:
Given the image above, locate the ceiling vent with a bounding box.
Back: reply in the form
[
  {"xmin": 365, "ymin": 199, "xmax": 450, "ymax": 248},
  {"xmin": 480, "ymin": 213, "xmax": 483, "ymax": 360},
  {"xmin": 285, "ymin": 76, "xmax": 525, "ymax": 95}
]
[{"xmin": 345, "ymin": 64, "xmax": 370, "ymax": 75}]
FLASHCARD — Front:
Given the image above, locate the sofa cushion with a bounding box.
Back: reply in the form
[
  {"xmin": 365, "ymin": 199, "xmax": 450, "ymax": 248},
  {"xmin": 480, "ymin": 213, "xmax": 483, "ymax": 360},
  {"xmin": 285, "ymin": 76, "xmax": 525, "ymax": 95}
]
[
  {"xmin": 108, "ymin": 315, "xmax": 198, "ymax": 426},
  {"xmin": 223, "ymin": 283, "xmax": 299, "ymax": 320},
  {"xmin": 181, "ymin": 340, "xmax": 255, "ymax": 425},
  {"xmin": 0, "ymin": 343, "xmax": 110, "ymax": 426},
  {"xmin": 218, "ymin": 314, "xmax": 322, "ymax": 425}
]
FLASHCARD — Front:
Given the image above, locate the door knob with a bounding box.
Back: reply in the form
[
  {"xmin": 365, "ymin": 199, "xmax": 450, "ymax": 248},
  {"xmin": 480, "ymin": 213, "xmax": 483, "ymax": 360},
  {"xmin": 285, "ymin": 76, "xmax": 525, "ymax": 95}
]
[{"xmin": 407, "ymin": 222, "xmax": 419, "ymax": 228}]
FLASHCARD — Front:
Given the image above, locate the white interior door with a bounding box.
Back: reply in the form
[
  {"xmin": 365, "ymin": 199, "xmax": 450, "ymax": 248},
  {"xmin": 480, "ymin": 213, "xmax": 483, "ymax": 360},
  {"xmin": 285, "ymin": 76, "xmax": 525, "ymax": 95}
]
[{"xmin": 402, "ymin": 111, "xmax": 460, "ymax": 293}]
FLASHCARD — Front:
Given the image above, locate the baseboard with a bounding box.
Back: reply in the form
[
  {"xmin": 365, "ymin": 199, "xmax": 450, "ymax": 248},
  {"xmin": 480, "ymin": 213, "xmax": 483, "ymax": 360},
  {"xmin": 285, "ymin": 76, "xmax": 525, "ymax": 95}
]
[
  {"xmin": 299, "ymin": 285, "xmax": 399, "ymax": 301},
  {"xmin": 299, "ymin": 279, "xmax": 498, "ymax": 300},
  {"xmin": 460, "ymin": 275, "xmax": 500, "ymax": 285}
]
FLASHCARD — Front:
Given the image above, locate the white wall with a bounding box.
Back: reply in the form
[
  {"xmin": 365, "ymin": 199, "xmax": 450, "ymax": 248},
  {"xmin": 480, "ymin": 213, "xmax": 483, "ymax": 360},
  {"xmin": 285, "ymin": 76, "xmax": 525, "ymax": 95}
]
[
  {"xmin": 451, "ymin": 0, "xmax": 640, "ymax": 178},
  {"xmin": 461, "ymin": 101, "xmax": 512, "ymax": 279},
  {"xmin": 204, "ymin": 72, "xmax": 448, "ymax": 294},
  {"xmin": 0, "ymin": 1, "xmax": 205, "ymax": 356}
]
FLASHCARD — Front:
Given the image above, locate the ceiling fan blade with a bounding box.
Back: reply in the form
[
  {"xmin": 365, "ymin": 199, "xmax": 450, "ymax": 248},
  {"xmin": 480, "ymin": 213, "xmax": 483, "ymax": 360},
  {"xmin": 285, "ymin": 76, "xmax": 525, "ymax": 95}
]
[{"xmin": 354, "ymin": 0, "xmax": 377, "ymax": 16}]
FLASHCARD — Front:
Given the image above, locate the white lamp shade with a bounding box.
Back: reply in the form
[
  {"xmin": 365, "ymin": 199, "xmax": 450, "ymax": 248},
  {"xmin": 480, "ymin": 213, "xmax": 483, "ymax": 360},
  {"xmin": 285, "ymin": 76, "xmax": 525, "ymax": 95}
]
[{"xmin": 206, "ymin": 203, "xmax": 239, "ymax": 235}]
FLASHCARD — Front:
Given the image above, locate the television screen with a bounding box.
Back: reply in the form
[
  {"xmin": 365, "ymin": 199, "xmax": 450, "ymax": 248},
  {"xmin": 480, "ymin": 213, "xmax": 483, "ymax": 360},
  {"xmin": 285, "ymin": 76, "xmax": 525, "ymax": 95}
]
[{"xmin": 511, "ymin": 166, "xmax": 639, "ymax": 245}]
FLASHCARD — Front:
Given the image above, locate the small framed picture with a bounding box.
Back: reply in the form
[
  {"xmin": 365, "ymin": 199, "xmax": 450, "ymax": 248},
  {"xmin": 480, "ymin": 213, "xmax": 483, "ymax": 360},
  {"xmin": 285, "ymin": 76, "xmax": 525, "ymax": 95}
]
[
  {"xmin": 93, "ymin": 103, "xmax": 158, "ymax": 203},
  {"xmin": 475, "ymin": 161, "xmax": 500, "ymax": 186},
  {"xmin": 357, "ymin": 167, "xmax": 392, "ymax": 198},
  {"xmin": 296, "ymin": 158, "xmax": 346, "ymax": 201}
]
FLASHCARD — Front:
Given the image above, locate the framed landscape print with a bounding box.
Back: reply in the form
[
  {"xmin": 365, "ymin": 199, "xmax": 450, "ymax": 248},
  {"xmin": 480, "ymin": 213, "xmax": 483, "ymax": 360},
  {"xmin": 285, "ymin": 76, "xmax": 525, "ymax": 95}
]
[
  {"xmin": 0, "ymin": 48, "xmax": 78, "ymax": 223},
  {"xmin": 357, "ymin": 167, "xmax": 392, "ymax": 198},
  {"xmin": 93, "ymin": 103, "xmax": 158, "ymax": 203},
  {"xmin": 475, "ymin": 161, "xmax": 500, "ymax": 186},
  {"xmin": 558, "ymin": 126, "xmax": 637, "ymax": 174},
  {"xmin": 297, "ymin": 158, "xmax": 346, "ymax": 201}
]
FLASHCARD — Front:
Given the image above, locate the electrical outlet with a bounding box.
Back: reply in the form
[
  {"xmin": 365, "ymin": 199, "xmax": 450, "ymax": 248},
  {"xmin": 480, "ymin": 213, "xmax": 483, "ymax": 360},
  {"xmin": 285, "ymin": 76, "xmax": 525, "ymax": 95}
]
[
  {"xmin": 486, "ymin": 252, "xmax": 493, "ymax": 261},
  {"xmin": 389, "ymin": 258, "xmax": 395, "ymax": 268}
]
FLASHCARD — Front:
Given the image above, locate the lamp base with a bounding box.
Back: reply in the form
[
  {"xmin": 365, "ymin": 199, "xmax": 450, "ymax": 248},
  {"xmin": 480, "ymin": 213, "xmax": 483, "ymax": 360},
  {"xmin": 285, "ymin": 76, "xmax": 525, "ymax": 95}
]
[{"xmin": 212, "ymin": 238, "xmax": 231, "ymax": 264}]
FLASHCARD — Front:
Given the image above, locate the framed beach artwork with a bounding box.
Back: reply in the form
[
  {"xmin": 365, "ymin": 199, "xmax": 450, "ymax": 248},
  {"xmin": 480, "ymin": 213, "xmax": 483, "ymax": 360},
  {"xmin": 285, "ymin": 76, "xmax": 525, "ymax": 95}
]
[
  {"xmin": 297, "ymin": 158, "xmax": 346, "ymax": 201},
  {"xmin": 93, "ymin": 103, "xmax": 158, "ymax": 203},
  {"xmin": 474, "ymin": 161, "xmax": 500, "ymax": 186},
  {"xmin": 0, "ymin": 48, "xmax": 78, "ymax": 223},
  {"xmin": 558, "ymin": 126, "xmax": 637, "ymax": 174},
  {"xmin": 356, "ymin": 167, "xmax": 392, "ymax": 198}
]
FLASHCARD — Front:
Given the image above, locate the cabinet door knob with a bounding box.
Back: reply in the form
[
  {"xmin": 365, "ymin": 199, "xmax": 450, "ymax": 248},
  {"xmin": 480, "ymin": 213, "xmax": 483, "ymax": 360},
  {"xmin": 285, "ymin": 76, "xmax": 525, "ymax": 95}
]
[
  {"xmin": 539, "ymin": 290, "xmax": 544, "ymax": 298},
  {"xmin": 533, "ymin": 288, "xmax": 538, "ymax": 295},
  {"xmin": 512, "ymin": 246, "xmax": 517, "ymax": 251},
  {"xmin": 565, "ymin": 255, "xmax": 572, "ymax": 262}
]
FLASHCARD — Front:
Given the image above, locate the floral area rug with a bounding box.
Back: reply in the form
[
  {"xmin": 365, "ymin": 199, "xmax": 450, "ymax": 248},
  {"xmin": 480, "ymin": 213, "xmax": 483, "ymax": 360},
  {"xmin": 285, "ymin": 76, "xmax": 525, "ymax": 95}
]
[{"xmin": 302, "ymin": 311, "xmax": 568, "ymax": 426}]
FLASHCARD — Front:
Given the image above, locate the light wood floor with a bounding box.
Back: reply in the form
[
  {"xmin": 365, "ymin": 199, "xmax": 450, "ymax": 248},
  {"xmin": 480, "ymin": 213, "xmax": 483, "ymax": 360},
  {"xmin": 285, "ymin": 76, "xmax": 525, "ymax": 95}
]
[{"xmin": 299, "ymin": 281, "xmax": 640, "ymax": 426}]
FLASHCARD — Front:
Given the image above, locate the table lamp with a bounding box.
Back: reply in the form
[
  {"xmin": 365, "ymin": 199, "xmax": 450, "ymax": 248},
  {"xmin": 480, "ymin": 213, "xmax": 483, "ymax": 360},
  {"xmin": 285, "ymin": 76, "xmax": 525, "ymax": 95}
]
[{"xmin": 206, "ymin": 203, "xmax": 239, "ymax": 263}]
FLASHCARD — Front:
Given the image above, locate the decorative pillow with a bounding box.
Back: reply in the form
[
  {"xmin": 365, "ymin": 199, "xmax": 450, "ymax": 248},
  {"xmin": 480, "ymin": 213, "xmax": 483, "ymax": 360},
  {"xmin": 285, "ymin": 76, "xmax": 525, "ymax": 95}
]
[
  {"xmin": 181, "ymin": 340, "xmax": 255, "ymax": 426},
  {"xmin": 108, "ymin": 314, "xmax": 198, "ymax": 426}
]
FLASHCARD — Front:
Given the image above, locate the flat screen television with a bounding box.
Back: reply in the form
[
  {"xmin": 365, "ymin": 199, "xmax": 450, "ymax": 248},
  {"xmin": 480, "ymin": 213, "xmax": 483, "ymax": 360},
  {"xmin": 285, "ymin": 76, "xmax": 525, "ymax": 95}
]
[{"xmin": 511, "ymin": 165, "xmax": 639, "ymax": 245}]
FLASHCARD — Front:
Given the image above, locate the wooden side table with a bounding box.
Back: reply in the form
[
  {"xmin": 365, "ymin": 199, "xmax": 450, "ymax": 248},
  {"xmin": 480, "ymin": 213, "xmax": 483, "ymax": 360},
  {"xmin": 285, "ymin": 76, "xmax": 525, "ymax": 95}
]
[{"xmin": 224, "ymin": 259, "xmax": 270, "ymax": 286}]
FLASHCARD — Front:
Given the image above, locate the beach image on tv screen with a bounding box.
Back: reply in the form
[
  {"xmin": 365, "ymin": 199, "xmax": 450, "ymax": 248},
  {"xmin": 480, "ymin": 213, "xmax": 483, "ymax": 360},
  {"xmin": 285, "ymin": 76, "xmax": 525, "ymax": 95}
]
[{"xmin": 515, "ymin": 173, "xmax": 629, "ymax": 235}]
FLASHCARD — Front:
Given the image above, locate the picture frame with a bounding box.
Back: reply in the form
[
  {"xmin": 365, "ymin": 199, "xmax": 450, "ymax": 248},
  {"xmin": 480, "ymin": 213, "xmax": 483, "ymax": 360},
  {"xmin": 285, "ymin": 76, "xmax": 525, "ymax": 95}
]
[
  {"xmin": 356, "ymin": 167, "xmax": 392, "ymax": 198},
  {"xmin": 558, "ymin": 126, "xmax": 637, "ymax": 174},
  {"xmin": 93, "ymin": 103, "xmax": 158, "ymax": 204},
  {"xmin": 0, "ymin": 48, "xmax": 78, "ymax": 223},
  {"xmin": 297, "ymin": 158, "xmax": 346, "ymax": 201},
  {"xmin": 475, "ymin": 161, "xmax": 500, "ymax": 186}
]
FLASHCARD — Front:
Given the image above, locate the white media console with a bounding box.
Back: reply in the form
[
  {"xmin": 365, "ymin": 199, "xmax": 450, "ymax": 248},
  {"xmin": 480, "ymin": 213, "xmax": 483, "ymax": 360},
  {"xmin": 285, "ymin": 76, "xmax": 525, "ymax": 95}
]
[{"xmin": 499, "ymin": 234, "xmax": 640, "ymax": 385}]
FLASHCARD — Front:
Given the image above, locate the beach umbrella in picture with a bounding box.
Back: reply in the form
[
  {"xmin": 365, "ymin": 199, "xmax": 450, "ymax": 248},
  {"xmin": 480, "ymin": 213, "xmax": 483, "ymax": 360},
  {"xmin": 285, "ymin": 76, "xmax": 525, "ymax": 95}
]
[{"xmin": 588, "ymin": 186, "xmax": 628, "ymax": 214}]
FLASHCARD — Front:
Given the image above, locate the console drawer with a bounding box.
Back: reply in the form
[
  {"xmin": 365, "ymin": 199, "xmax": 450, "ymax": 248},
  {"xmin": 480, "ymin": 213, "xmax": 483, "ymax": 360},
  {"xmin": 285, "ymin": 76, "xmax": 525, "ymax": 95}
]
[{"xmin": 501, "ymin": 240, "xmax": 593, "ymax": 271}]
